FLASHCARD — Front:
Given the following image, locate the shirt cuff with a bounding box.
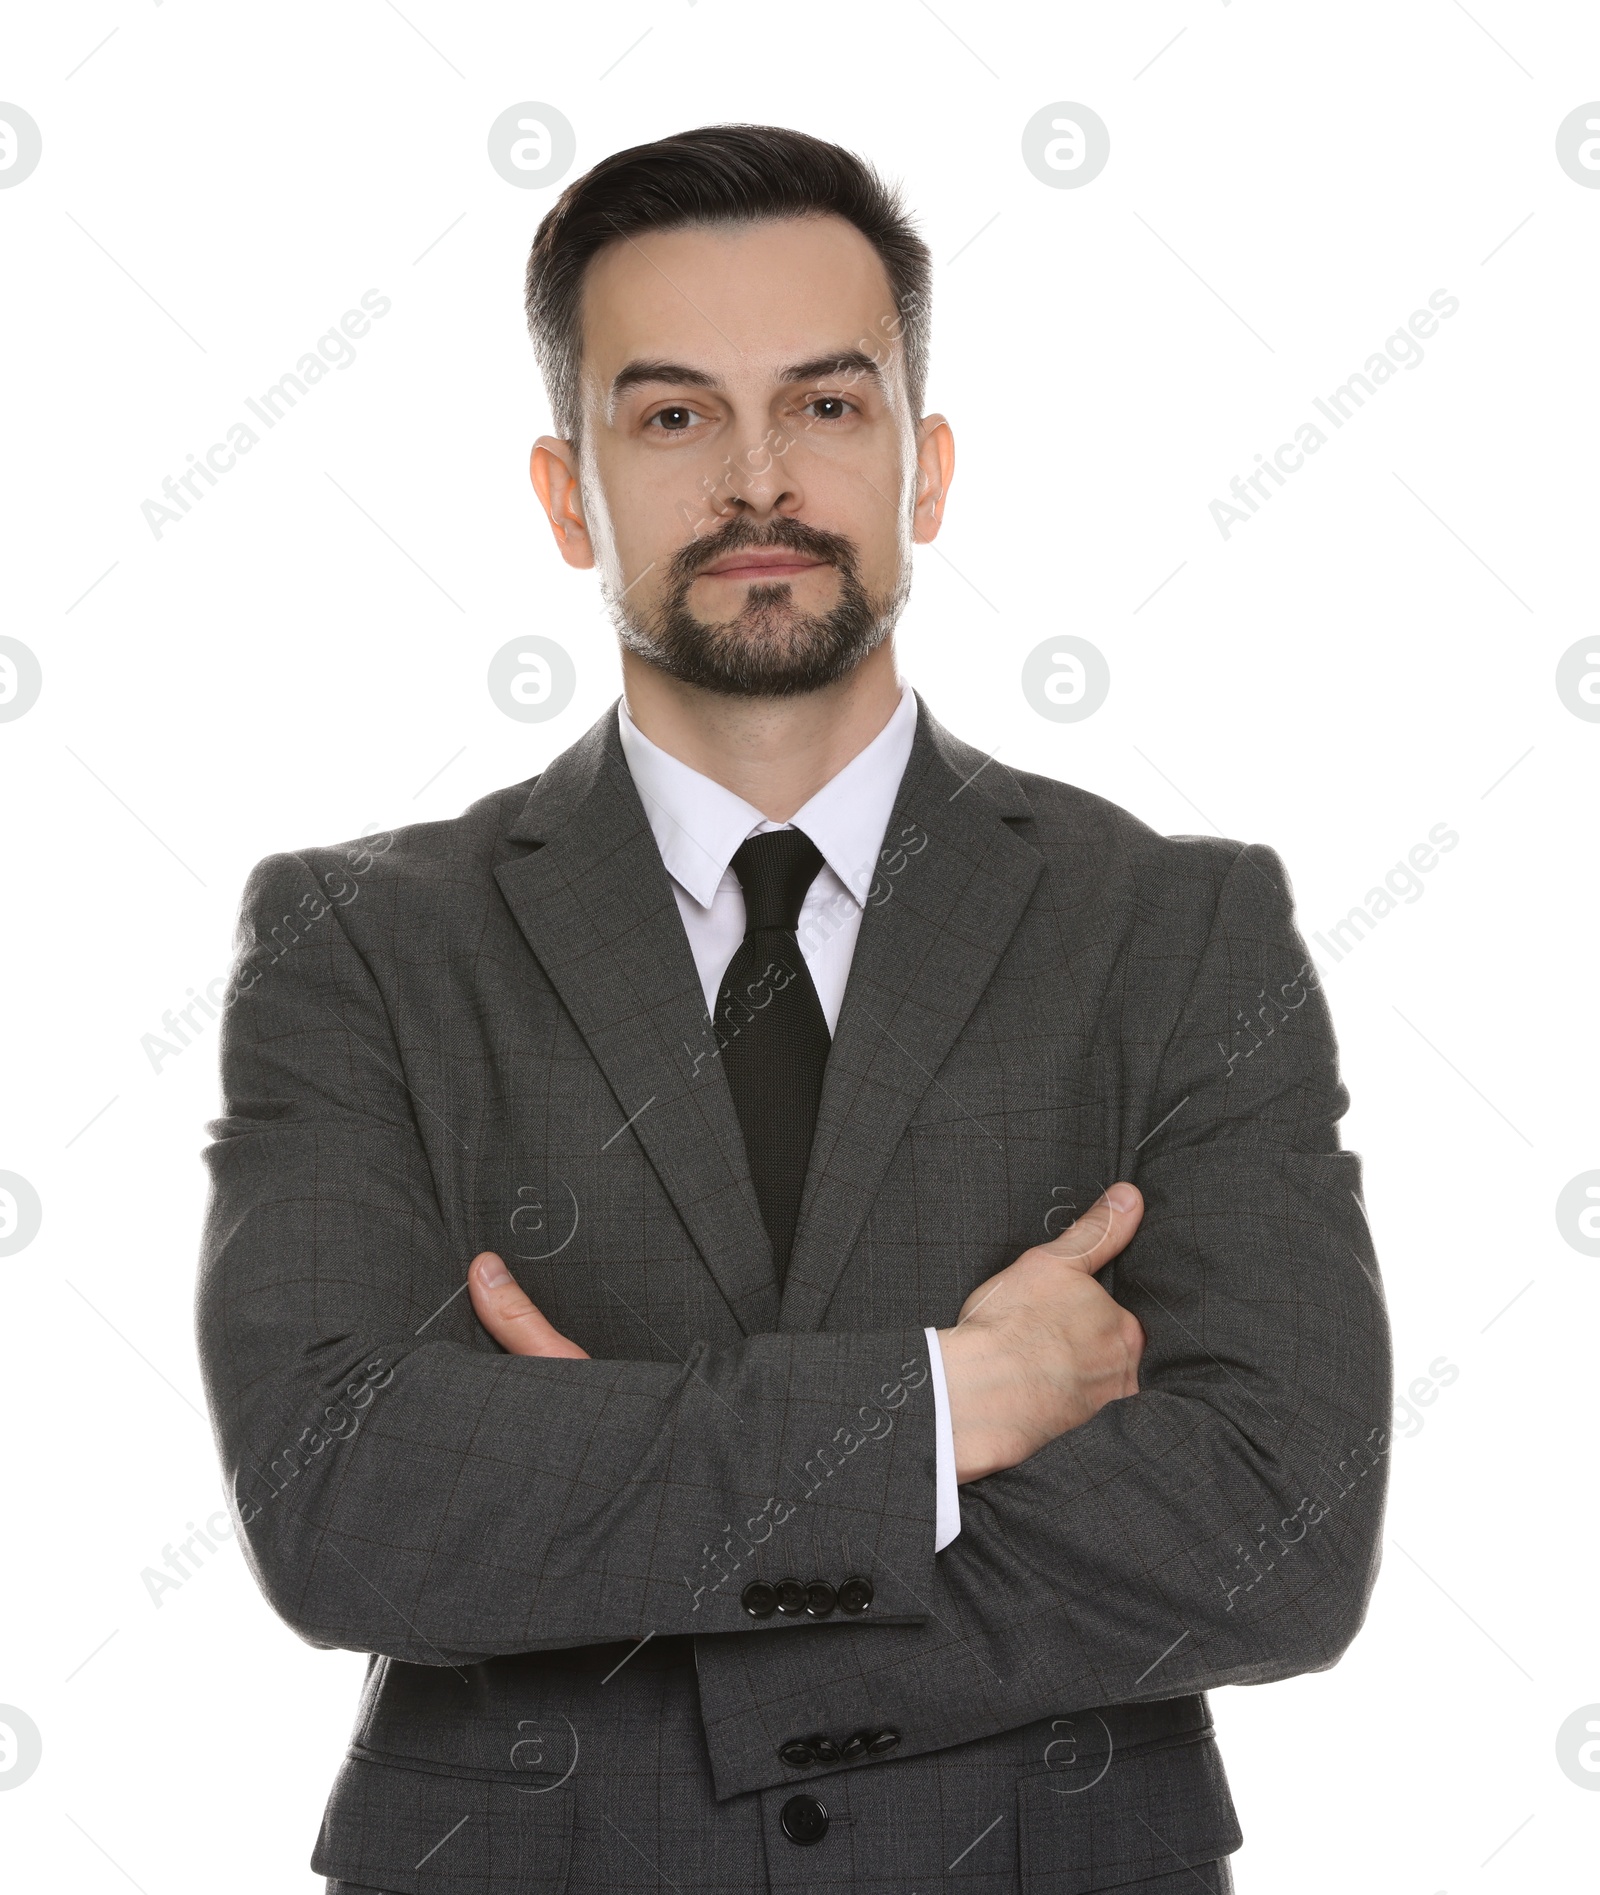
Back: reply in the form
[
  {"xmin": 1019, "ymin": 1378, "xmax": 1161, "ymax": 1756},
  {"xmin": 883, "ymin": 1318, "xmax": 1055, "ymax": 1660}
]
[{"xmin": 925, "ymin": 1325, "xmax": 961, "ymax": 1551}]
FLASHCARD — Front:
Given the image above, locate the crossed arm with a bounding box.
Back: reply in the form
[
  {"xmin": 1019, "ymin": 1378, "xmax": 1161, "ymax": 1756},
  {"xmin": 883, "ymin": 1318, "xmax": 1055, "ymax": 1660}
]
[
  {"xmin": 465, "ymin": 1183, "xmax": 1151, "ymax": 1485},
  {"xmin": 198, "ymin": 839, "xmax": 1389, "ymax": 1766}
]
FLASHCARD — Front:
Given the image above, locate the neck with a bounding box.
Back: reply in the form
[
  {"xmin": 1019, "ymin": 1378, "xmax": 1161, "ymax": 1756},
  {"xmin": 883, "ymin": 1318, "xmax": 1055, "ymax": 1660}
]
[{"xmin": 619, "ymin": 641, "xmax": 903, "ymax": 822}]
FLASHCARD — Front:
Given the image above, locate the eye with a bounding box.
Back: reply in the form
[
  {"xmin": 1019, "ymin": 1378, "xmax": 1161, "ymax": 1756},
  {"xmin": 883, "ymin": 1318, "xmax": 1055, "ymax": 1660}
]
[
  {"xmin": 645, "ymin": 404, "xmax": 711, "ymax": 433},
  {"xmin": 802, "ymin": 395, "xmax": 858, "ymax": 423}
]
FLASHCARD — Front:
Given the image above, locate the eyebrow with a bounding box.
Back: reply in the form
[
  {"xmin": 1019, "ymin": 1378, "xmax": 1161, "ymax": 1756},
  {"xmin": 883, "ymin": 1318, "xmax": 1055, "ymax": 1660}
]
[
  {"xmin": 610, "ymin": 359, "xmax": 718, "ymax": 397},
  {"xmin": 782, "ymin": 351, "xmax": 885, "ymax": 388},
  {"xmin": 609, "ymin": 349, "xmax": 886, "ymax": 401}
]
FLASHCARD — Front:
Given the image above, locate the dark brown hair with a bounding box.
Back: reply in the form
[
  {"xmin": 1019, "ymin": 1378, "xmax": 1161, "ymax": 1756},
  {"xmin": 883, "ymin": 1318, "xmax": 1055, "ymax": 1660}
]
[{"xmin": 524, "ymin": 122, "xmax": 932, "ymax": 443}]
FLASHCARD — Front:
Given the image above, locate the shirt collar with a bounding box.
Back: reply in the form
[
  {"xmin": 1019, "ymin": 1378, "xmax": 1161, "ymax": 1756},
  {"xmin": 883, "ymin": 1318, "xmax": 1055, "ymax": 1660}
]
[{"xmin": 617, "ymin": 684, "xmax": 918, "ymax": 912}]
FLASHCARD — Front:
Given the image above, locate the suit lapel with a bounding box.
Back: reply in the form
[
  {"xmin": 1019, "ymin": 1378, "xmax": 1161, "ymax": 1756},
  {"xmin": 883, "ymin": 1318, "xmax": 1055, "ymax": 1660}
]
[
  {"xmin": 493, "ymin": 708, "xmax": 780, "ymax": 1335},
  {"xmin": 779, "ymin": 699, "xmax": 1043, "ymax": 1332},
  {"xmin": 492, "ymin": 695, "xmax": 1045, "ymax": 1340}
]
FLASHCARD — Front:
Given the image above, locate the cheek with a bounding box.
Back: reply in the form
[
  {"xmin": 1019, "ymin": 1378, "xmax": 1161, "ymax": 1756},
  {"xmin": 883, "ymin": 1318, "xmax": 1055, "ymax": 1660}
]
[
  {"xmin": 646, "ymin": 467, "xmax": 738, "ymax": 573},
  {"xmin": 817, "ymin": 487, "xmax": 912, "ymax": 590}
]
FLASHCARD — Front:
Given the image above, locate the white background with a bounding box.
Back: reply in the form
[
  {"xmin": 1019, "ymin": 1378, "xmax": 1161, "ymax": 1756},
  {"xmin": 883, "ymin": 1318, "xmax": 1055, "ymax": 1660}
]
[{"xmin": 3, "ymin": 3, "xmax": 1597, "ymax": 1890}]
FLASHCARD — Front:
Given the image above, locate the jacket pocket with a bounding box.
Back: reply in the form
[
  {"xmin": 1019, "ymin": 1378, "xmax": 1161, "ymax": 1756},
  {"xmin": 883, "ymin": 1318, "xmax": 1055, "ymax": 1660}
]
[
  {"xmin": 1016, "ymin": 1730, "xmax": 1242, "ymax": 1892},
  {"xmin": 311, "ymin": 1752, "xmax": 575, "ymax": 1894}
]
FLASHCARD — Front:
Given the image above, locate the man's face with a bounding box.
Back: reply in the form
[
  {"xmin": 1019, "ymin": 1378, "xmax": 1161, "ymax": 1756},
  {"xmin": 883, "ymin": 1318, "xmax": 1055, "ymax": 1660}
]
[{"xmin": 538, "ymin": 214, "xmax": 944, "ymax": 698}]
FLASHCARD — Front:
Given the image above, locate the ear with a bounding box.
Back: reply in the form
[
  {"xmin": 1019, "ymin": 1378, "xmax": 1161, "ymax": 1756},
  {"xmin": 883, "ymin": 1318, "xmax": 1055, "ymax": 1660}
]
[
  {"xmin": 911, "ymin": 414, "xmax": 955, "ymax": 545},
  {"xmin": 530, "ymin": 436, "xmax": 595, "ymax": 570}
]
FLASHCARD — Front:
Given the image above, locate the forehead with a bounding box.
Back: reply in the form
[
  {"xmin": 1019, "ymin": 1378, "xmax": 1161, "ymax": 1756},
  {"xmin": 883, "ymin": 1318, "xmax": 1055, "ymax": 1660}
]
[{"xmin": 578, "ymin": 213, "xmax": 901, "ymax": 393}]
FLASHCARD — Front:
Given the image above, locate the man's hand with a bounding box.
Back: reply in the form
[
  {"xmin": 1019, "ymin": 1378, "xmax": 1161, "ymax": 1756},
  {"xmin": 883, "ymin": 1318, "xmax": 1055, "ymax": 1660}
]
[
  {"xmin": 467, "ymin": 1252, "xmax": 590, "ymax": 1357},
  {"xmin": 938, "ymin": 1184, "xmax": 1146, "ymax": 1483}
]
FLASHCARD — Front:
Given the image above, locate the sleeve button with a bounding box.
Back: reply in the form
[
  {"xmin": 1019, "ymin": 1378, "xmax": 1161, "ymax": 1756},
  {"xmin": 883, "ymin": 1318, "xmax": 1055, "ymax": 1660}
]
[
  {"xmin": 778, "ymin": 1739, "xmax": 816, "ymax": 1768},
  {"xmin": 741, "ymin": 1580, "xmax": 778, "ymax": 1618},
  {"xmin": 804, "ymin": 1580, "xmax": 837, "ymax": 1617},
  {"xmin": 836, "ymin": 1575, "xmax": 874, "ymax": 1614},
  {"xmin": 775, "ymin": 1577, "xmax": 809, "ymax": 1615},
  {"xmin": 868, "ymin": 1728, "xmax": 901, "ymax": 1755}
]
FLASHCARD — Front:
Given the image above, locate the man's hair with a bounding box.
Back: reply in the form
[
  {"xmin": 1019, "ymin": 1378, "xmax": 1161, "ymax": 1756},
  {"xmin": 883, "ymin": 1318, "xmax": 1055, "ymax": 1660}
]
[{"xmin": 524, "ymin": 122, "xmax": 932, "ymax": 445}]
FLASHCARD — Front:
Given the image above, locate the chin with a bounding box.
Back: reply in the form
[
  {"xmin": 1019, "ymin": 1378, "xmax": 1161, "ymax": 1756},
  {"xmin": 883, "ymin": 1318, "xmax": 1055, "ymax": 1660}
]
[{"xmin": 615, "ymin": 566, "xmax": 900, "ymax": 699}]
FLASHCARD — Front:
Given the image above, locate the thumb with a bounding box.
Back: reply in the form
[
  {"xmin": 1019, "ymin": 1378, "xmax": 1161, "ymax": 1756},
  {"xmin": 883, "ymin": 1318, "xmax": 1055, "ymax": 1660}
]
[
  {"xmin": 1038, "ymin": 1183, "xmax": 1143, "ymax": 1274},
  {"xmin": 468, "ymin": 1253, "xmax": 590, "ymax": 1358}
]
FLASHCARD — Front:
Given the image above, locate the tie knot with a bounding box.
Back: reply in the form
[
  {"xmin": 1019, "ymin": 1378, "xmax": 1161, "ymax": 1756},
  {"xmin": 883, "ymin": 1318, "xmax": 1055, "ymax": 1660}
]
[{"xmin": 730, "ymin": 828, "xmax": 824, "ymax": 934}]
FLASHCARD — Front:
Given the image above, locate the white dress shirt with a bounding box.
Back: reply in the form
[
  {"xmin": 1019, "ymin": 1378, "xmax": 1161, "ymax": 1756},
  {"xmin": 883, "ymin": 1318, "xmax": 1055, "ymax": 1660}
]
[{"xmin": 617, "ymin": 685, "xmax": 961, "ymax": 1552}]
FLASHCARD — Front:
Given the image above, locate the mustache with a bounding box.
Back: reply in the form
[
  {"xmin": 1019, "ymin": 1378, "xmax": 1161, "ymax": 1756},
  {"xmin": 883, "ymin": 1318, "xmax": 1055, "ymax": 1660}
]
[{"xmin": 669, "ymin": 516, "xmax": 859, "ymax": 586}]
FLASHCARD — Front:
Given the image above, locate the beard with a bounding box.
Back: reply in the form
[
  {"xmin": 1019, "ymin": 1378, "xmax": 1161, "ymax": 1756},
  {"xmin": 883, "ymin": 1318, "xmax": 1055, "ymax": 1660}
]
[{"xmin": 609, "ymin": 516, "xmax": 907, "ymax": 699}]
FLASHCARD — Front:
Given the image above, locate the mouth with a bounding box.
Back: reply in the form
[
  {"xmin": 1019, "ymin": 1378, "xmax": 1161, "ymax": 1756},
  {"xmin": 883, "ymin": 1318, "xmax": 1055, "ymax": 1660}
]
[{"xmin": 696, "ymin": 552, "xmax": 830, "ymax": 582}]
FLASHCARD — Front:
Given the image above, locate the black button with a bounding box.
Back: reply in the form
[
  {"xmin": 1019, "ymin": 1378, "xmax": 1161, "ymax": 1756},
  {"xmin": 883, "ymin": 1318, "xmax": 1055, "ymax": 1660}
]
[
  {"xmin": 805, "ymin": 1580, "xmax": 837, "ymax": 1618},
  {"xmin": 775, "ymin": 1577, "xmax": 808, "ymax": 1615},
  {"xmin": 780, "ymin": 1794, "xmax": 829, "ymax": 1845},
  {"xmin": 840, "ymin": 1730, "xmax": 869, "ymax": 1761},
  {"xmin": 778, "ymin": 1739, "xmax": 816, "ymax": 1768},
  {"xmin": 837, "ymin": 1575, "xmax": 874, "ymax": 1614},
  {"xmin": 810, "ymin": 1734, "xmax": 841, "ymax": 1764},
  {"xmin": 741, "ymin": 1580, "xmax": 777, "ymax": 1618},
  {"xmin": 868, "ymin": 1727, "xmax": 900, "ymax": 1755}
]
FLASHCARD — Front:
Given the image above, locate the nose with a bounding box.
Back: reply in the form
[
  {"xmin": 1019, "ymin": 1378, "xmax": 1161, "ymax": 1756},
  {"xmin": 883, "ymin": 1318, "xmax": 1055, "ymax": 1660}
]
[{"xmin": 703, "ymin": 429, "xmax": 803, "ymax": 522}]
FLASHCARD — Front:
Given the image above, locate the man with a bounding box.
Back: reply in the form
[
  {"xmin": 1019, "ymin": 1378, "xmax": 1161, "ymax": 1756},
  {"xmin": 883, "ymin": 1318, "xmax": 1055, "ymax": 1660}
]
[{"xmin": 197, "ymin": 123, "xmax": 1390, "ymax": 1894}]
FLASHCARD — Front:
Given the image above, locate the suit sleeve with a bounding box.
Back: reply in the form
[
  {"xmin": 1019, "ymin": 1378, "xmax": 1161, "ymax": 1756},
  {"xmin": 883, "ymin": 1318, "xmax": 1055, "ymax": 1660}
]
[
  {"xmin": 691, "ymin": 840, "xmax": 1393, "ymax": 1798},
  {"xmin": 195, "ymin": 851, "xmax": 937, "ymax": 1666}
]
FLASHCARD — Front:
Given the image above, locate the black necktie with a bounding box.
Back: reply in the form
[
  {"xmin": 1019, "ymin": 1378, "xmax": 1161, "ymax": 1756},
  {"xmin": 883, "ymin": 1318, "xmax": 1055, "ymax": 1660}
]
[{"xmin": 714, "ymin": 829, "xmax": 831, "ymax": 1287}]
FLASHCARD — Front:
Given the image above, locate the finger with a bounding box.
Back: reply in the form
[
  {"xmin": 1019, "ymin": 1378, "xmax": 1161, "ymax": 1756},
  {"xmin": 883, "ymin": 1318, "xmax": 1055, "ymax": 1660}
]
[
  {"xmin": 1121, "ymin": 1310, "xmax": 1147, "ymax": 1393},
  {"xmin": 467, "ymin": 1253, "xmax": 590, "ymax": 1358},
  {"xmin": 1036, "ymin": 1183, "xmax": 1144, "ymax": 1274}
]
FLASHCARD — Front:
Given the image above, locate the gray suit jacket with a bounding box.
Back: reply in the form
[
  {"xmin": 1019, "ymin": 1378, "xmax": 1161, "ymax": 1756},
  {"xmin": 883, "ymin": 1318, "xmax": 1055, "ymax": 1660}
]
[{"xmin": 196, "ymin": 696, "xmax": 1390, "ymax": 1893}]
